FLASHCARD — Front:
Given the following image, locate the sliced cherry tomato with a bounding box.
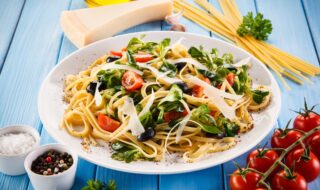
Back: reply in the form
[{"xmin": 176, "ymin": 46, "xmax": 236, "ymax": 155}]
[
  {"xmin": 110, "ymin": 50, "xmax": 123, "ymax": 57},
  {"xmin": 271, "ymin": 170, "xmax": 307, "ymax": 190},
  {"xmin": 163, "ymin": 109, "xmax": 188, "ymax": 122},
  {"xmin": 134, "ymin": 53, "xmax": 153, "ymax": 63},
  {"xmin": 247, "ymin": 148, "xmax": 279, "ymax": 174},
  {"xmin": 192, "ymin": 78, "xmax": 211, "ymax": 97},
  {"xmin": 230, "ymin": 168, "xmax": 263, "ymax": 190},
  {"xmin": 226, "ymin": 73, "xmax": 235, "ymax": 86},
  {"xmin": 97, "ymin": 113, "xmax": 120, "ymax": 132},
  {"xmin": 121, "ymin": 71, "xmax": 143, "ymax": 91},
  {"xmin": 271, "ymin": 128, "xmax": 302, "ymax": 150},
  {"xmin": 121, "ymin": 47, "xmax": 127, "ymax": 52},
  {"xmin": 306, "ymin": 131, "xmax": 320, "ymax": 159},
  {"xmin": 285, "ymin": 148, "xmax": 320, "ymax": 182}
]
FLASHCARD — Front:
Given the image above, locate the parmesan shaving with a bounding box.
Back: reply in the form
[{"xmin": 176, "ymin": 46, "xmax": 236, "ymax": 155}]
[
  {"xmin": 186, "ymin": 75, "xmax": 242, "ymax": 100},
  {"xmin": 94, "ymin": 81, "xmax": 102, "ymax": 106},
  {"xmin": 232, "ymin": 57, "xmax": 251, "ymax": 67},
  {"xmin": 138, "ymin": 90, "xmax": 155, "ymax": 117},
  {"xmin": 186, "ymin": 75, "xmax": 237, "ymax": 120},
  {"xmin": 137, "ymin": 63, "xmax": 182, "ymax": 84},
  {"xmin": 122, "ymin": 98, "xmax": 145, "ymax": 136},
  {"xmin": 175, "ymin": 100, "xmax": 191, "ymax": 143}
]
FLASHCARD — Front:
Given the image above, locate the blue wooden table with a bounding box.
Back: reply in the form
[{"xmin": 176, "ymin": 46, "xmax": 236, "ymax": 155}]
[{"xmin": 1, "ymin": 0, "xmax": 319, "ymax": 189}]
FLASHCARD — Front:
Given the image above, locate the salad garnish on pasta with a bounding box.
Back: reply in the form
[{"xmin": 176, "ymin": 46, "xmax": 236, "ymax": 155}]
[{"xmin": 62, "ymin": 36, "xmax": 271, "ymax": 163}]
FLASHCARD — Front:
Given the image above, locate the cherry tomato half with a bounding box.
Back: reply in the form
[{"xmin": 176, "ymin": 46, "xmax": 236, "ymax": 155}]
[
  {"xmin": 134, "ymin": 53, "xmax": 153, "ymax": 63},
  {"xmin": 163, "ymin": 109, "xmax": 188, "ymax": 123},
  {"xmin": 226, "ymin": 73, "xmax": 235, "ymax": 86},
  {"xmin": 98, "ymin": 113, "xmax": 121, "ymax": 132},
  {"xmin": 110, "ymin": 50, "xmax": 123, "ymax": 57},
  {"xmin": 192, "ymin": 78, "xmax": 211, "ymax": 97},
  {"xmin": 121, "ymin": 71, "xmax": 143, "ymax": 91}
]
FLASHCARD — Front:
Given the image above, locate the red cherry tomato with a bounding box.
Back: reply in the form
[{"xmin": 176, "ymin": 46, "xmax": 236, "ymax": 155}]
[
  {"xmin": 110, "ymin": 50, "xmax": 123, "ymax": 57},
  {"xmin": 97, "ymin": 113, "xmax": 121, "ymax": 132},
  {"xmin": 134, "ymin": 53, "xmax": 153, "ymax": 63},
  {"xmin": 247, "ymin": 149, "xmax": 279, "ymax": 174},
  {"xmin": 121, "ymin": 71, "xmax": 143, "ymax": 91},
  {"xmin": 286, "ymin": 148, "xmax": 320, "ymax": 182},
  {"xmin": 192, "ymin": 78, "xmax": 210, "ymax": 97},
  {"xmin": 306, "ymin": 131, "xmax": 320, "ymax": 159},
  {"xmin": 163, "ymin": 109, "xmax": 188, "ymax": 122},
  {"xmin": 271, "ymin": 129, "xmax": 302, "ymax": 149},
  {"xmin": 271, "ymin": 170, "xmax": 307, "ymax": 190},
  {"xmin": 230, "ymin": 169, "xmax": 263, "ymax": 190},
  {"xmin": 226, "ymin": 73, "xmax": 235, "ymax": 86},
  {"xmin": 294, "ymin": 112, "xmax": 320, "ymax": 132}
]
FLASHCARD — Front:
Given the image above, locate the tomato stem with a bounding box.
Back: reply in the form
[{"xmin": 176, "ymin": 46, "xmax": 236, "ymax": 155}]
[{"xmin": 258, "ymin": 126, "xmax": 320, "ymax": 188}]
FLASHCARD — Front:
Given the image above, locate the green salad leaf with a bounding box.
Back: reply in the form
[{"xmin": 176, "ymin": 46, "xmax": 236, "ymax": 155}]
[
  {"xmin": 97, "ymin": 69, "xmax": 124, "ymax": 89},
  {"xmin": 252, "ymin": 90, "xmax": 269, "ymax": 104},
  {"xmin": 159, "ymin": 61, "xmax": 177, "ymax": 77},
  {"xmin": 111, "ymin": 141, "xmax": 142, "ymax": 163},
  {"xmin": 191, "ymin": 105, "xmax": 223, "ymax": 134},
  {"xmin": 82, "ymin": 179, "xmax": 116, "ymax": 190}
]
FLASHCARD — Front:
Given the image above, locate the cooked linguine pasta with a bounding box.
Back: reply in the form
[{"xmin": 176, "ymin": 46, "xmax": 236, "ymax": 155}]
[{"xmin": 61, "ymin": 36, "xmax": 271, "ymax": 163}]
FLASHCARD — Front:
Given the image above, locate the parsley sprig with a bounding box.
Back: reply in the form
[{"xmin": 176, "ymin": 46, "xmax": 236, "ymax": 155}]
[
  {"xmin": 237, "ymin": 12, "xmax": 272, "ymax": 41},
  {"xmin": 82, "ymin": 179, "xmax": 116, "ymax": 190}
]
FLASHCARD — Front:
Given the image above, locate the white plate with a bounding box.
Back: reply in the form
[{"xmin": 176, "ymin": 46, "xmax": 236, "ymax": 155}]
[{"xmin": 38, "ymin": 31, "xmax": 281, "ymax": 174}]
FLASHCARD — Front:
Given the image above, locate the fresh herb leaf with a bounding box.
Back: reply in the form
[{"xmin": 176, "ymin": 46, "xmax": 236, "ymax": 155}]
[
  {"xmin": 217, "ymin": 117, "xmax": 240, "ymax": 137},
  {"xmin": 82, "ymin": 180, "xmax": 104, "ymax": 190},
  {"xmin": 237, "ymin": 12, "xmax": 272, "ymax": 41},
  {"xmin": 159, "ymin": 61, "xmax": 177, "ymax": 77},
  {"xmin": 157, "ymin": 84, "xmax": 183, "ymax": 123},
  {"xmin": 159, "ymin": 38, "xmax": 171, "ymax": 58},
  {"xmin": 126, "ymin": 37, "xmax": 145, "ymax": 52},
  {"xmin": 126, "ymin": 50, "xmax": 137, "ymax": 67},
  {"xmin": 222, "ymin": 53, "xmax": 233, "ymax": 64},
  {"xmin": 106, "ymin": 180, "xmax": 117, "ymax": 190},
  {"xmin": 82, "ymin": 179, "xmax": 116, "ymax": 190},
  {"xmin": 191, "ymin": 105, "xmax": 223, "ymax": 134},
  {"xmin": 188, "ymin": 46, "xmax": 216, "ymax": 70},
  {"xmin": 97, "ymin": 69, "xmax": 124, "ymax": 89},
  {"xmin": 139, "ymin": 112, "xmax": 156, "ymax": 128},
  {"xmin": 233, "ymin": 66, "xmax": 250, "ymax": 94},
  {"xmin": 252, "ymin": 90, "xmax": 269, "ymax": 104}
]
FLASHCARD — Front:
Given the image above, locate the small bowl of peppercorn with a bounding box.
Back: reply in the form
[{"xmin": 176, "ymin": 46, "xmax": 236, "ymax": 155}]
[{"xmin": 24, "ymin": 143, "xmax": 78, "ymax": 190}]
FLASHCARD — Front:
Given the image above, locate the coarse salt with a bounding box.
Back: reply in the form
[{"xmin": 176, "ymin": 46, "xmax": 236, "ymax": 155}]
[{"xmin": 0, "ymin": 132, "xmax": 36, "ymax": 155}]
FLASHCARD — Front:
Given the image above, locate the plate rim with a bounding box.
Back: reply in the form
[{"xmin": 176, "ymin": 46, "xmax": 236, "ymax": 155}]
[{"xmin": 38, "ymin": 31, "xmax": 281, "ymax": 174}]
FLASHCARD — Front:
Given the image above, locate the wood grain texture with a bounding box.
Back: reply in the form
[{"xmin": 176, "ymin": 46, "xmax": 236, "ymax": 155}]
[
  {"xmin": 0, "ymin": 0, "xmax": 70, "ymax": 189},
  {"xmin": 302, "ymin": 0, "xmax": 320, "ymax": 61},
  {"xmin": 0, "ymin": 0, "xmax": 25, "ymax": 72}
]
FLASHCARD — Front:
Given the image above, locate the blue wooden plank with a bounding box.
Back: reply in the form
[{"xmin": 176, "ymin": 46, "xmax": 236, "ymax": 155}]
[
  {"xmin": 0, "ymin": 0, "xmax": 25, "ymax": 72},
  {"xmin": 222, "ymin": 0, "xmax": 320, "ymax": 189},
  {"xmin": 0, "ymin": 0, "xmax": 71, "ymax": 189},
  {"xmin": 302, "ymin": 0, "xmax": 320, "ymax": 62},
  {"xmin": 159, "ymin": 1, "xmax": 225, "ymax": 190}
]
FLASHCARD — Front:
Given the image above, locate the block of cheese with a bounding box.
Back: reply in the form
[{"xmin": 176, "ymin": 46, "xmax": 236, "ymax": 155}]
[{"xmin": 61, "ymin": 0, "xmax": 173, "ymax": 48}]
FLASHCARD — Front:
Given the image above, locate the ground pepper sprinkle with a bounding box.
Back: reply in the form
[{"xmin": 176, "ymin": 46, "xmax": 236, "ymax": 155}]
[{"xmin": 31, "ymin": 149, "xmax": 73, "ymax": 175}]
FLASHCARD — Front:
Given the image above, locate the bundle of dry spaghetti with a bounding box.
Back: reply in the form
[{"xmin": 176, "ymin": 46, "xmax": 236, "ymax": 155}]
[{"xmin": 173, "ymin": 0, "xmax": 320, "ymax": 89}]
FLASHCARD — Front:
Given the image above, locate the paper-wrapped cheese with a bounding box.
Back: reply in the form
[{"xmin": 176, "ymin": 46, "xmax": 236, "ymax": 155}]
[{"xmin": 61, "ymin": 0, "xmax": 173, "ymax": 48}]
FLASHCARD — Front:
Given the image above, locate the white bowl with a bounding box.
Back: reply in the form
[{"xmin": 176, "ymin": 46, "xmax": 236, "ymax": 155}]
[
  {"xmin": 24, "ymin": 143, "xmax": 78, "ymax": 190},
  {"xmin": 0, "ymin": 125, "xmax": 40, "ymax": 176}
]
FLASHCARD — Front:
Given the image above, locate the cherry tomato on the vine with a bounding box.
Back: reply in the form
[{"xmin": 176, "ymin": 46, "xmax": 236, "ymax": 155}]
[
  {"xmin": 247, "ymin": 148, "xmax": 279, "ymax": 174},
  {"xmin": 271, "ymin": 128, "xmax": 302, "ymax": 150},
  {"xmin": 230, "ymin": 168, "xmax": 263, "ymax": 190},
  {"xmin": 306, "ymin": 131, "xmax": 320, "ymax": 159},
  {"xmin": 286, "ymin": 148, "xmax": 320, "ymax": 182},
  {"xmin": 271, "ymin": 170, "xmax": 307, "ymax": 190}
]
